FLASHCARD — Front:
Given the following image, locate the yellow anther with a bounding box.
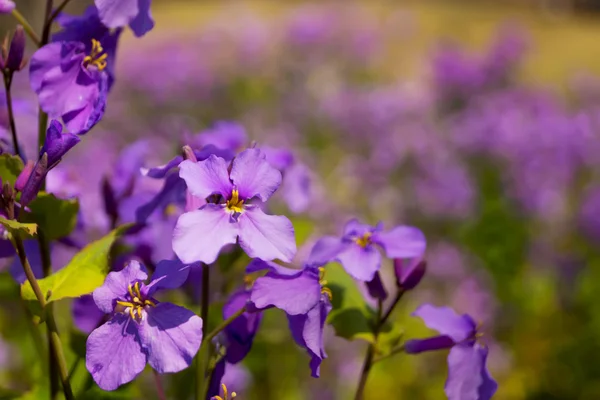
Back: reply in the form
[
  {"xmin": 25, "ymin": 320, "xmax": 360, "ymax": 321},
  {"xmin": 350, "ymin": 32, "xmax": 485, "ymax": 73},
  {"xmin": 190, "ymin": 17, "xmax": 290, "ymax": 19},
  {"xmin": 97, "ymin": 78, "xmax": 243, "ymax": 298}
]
[
  {"xmin": 164, "ymin": 203, "xmax": 178, "ymax": 217},
  {"xmin": 226, "ymin": 189, "xmax": 245, "ymax": 213},
  {"xmin": 144, "ymin": 299, "xmax": 157, "ymax": 307},
  {"xmin": 134, "ymin": 281, "xmax": 142, "ymax": 298},
  {"xmin": 129, "ymin": 307, "xmax": 136, "ymax": 320},
  {"xmin": 354, "ymin": 232, "xmax": 372, "ymax": 248},
  {"xmin": 83, "ymin": 39, "xmax": 108, "ymax": 71},
  {"xmin": 213, "ymin": 384, "xmax": 236, "ymax": 400},
  {"xmin": 127, "ymin": 284, "xmax": 135, "ymax": 299},
  {"xmin": 116, "ymin": 300, "xmax": 135, "ymax": 308},
  {"xmin": 321, "ymin": 287, "xmax": 333, "ymax": 302},
  {"xmin": 318, "ymin": 267, "xmax": 326, "ymax": 280}
]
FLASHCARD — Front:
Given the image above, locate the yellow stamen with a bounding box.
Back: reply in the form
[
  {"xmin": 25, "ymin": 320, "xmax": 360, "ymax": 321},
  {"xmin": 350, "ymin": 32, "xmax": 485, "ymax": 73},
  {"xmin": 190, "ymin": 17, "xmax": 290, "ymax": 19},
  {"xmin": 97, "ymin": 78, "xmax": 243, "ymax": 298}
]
[
  {"xmin": 116, "ymin": 300, "xmax": 135, "ymax": 308},
  {"xmin": 164, "ymin": 203, "xmax": 178, "ymax": 217},
  {"xmin": 226, "ymin": 189, "xmax": 244, "ymax": 213},
  {"xmin": 129, "ymin": 307, "xmax": 136, "ymax": 320},
  {"xmin": 321, "ymin": 287, "xmax": 333, "ymax": 302},
  {"xmin": 83, "ymin": 39, "xmax": 108, "ymax": 71},
  {"xmin": 144, "ymin": 299, "xmax": 157, "ymax": 307},
  {"xmin": 212, "ymin": 384, "xmax": 236, "ymax": 400},
  {"xmin": 127, "ymin": 284, "xmax": 135, "ymax": 299},
  {"xmin": 354, "ymin": 232, "xmax": 372, "ymax": 248}
]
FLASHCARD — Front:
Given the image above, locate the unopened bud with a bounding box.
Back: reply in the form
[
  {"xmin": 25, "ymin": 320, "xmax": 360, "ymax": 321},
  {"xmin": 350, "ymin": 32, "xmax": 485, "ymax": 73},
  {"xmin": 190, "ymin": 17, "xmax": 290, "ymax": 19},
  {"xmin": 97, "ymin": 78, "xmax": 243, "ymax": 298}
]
[
  {"xmin": 365, "ymin": 271, "xmax": 388, "ymax": 301},
  {"xmin": 0, "ymin": 0, "xmax": 15, "ymax": 14},
  {"xmin": 6, "ymin": 25, "xmax": 26, "ymax": 72},
  {"xmin": 182, "ymin": 145, "xmax": 197, "ymax": 162},
  {"xmin": 394, "ymin": 258, "xmax": 426, "ymax": 291},
  {"xmin": 20, "ymin": 153, "xmax": 48, "ymax": 207},
  {"xmin": 15, "ymin": 159, "xmax": 34, "ymax": 192}
]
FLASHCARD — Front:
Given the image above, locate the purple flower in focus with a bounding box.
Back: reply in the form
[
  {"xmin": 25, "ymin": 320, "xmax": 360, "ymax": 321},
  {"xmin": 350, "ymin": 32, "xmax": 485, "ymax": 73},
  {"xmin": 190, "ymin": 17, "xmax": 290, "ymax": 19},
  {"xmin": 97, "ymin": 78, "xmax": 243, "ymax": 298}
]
[
  {"xmin": 308, "ymin": 219, "xmax": 426, "ymax": 282},
  {"xmin": 86, "ymin": 260, "xmax": 202, "ymax": 390},
  {"xmin": 248, "ymin": 259, "xmax": 331, "ymax": 377},
  {"xmin": 405, "ymin": 304, "xmax": 497, "ymax": 400},
  {"xmin": 172, "ymin": 148, "xmax": 296, "ymax": 264},
  {"xmin": 95, "ymin": 0, "xmax": 154, "ymax": 37}
]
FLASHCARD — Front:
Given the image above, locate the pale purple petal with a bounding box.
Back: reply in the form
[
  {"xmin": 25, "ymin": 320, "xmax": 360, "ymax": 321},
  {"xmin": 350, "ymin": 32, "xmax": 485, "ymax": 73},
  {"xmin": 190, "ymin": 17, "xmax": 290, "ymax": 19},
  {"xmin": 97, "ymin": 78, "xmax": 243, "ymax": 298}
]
[
  {"xmin": 372, "ymin": 226, "xmax": 426, "ymax": 259},
  {"xmin": 281, "ymin": 163, "xmax": 312, "ymax": 213},
  {"xmin": 0, "ymin": 0, "xmax": 15, "ymax": 13},
  {"xmin": 172, "ymin": 205, "xmax": 238, "ymax": 264},
  {"xmin": 179, "ymin": 157, "xmax": 232, "ymax": 199},
  {"xmin": 336, "ymin": 243, "xmax": 381, "ymax": 282},
  {"xmin": 245, "ymin": 258, "xmax": 302, "ymax": 276},
  {"xmin": 93, "ymin": 260, "xmax": 148, "ymax": 313},
  {"xmin": 141, "ymin": 156, "xmax": 182, "ymax": 179},
  {"xmin": 343, "ymin": 219, "xmax": 376, "ymax": 238},
  {"xmin": 196, "ymin": 121, "xmax": 247, "ymax": 150},
  {"xmin": 445, "ymin": 344, "xmax": 496, "ymax": 400},
  {"xmin": 73, "ymin": 295, "xmax": 106, "ymax": 334},
  {"xmin": 138, "ymin": 303, "xmax": 202, "ymax": 373},
  {"xmin": 412, "ymin": 304, "xmax": 476, "ymax": 343},
  {"xmin": 307, "ymin": 236, "xmax": 348, "ymax": 266},
  {"xmin": 250, "ymin": 269, "xmax": 321, "ymax": 315},
  {"xmin": 238, "ymin": 208, "xmax": 296, "ymax": 262},
  {"xmin": 136, "ymin": 173, "xmax": 185, "ymax": 223},
  {"xmin": 144, "ymin": 259, "xmax": 191, "ymax": 296},
  {"xmin": 128, "ymin": 0, "xmax": 154, "ymax": 37},
  {"xmin": 86, "ymin": 314, "xmax": 147, "ymax": 391},
  {"xmin": 262, "ymin": 146, "xmax": 295, "ymax": 171},
  {"xmin": 95, "ymin": 0, "xmax": 138, "ymax": 29},
  {"xmin": 230, "ymin": 148, "xmax": 282, "ymax": 202}
]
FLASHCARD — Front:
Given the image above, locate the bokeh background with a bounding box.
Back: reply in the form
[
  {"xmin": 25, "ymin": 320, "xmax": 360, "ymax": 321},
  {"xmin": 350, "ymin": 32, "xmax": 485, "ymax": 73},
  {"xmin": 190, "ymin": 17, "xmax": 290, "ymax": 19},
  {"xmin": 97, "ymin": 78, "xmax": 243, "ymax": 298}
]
[{"xmin": 3, "ymin": 0, "xmax": 600, "ymax": 399}]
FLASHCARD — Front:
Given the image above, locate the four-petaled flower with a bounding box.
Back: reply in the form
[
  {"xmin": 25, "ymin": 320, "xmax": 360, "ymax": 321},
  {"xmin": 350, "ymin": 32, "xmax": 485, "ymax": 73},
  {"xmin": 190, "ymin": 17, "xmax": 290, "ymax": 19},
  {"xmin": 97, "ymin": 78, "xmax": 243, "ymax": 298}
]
[
  {"xmin": 86, "ymin": 260, "xmax": 203, "ymax": 391},
  {"xmin": 404, "ymin": 304, "xmax": 497, "ymax": 400},
  {"xmin": 172, "ymin": 148, "xmax": 297, "ymax": 265},
  {"xmin": 308, "ymin": 218, "xmax": 426, "ymax": 281}
]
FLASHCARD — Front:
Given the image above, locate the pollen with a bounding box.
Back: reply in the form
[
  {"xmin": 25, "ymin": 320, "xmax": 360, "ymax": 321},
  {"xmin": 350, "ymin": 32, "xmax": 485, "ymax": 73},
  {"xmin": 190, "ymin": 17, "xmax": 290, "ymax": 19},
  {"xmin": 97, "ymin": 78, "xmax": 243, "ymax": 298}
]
[
  {"xmin": 226, "ymin": 189, "xmax": 245, "ymax": 213},
  {"xmin": 354, "ymin": 232, "xmax": 372, "ymax": 248},
  {"xmin": 212, "ymin": 383, "xmax": 237, "ymax": 400},
  {"xmin": 83, "ymin": 39, "xmax": 108, "ymax": 71},
  {"xmin": 318, "ymin": 267, "xmax": 333, "ymax": 301},
  {"xmin": 116, "ymin": 281, "xmax": 156, "ymax": 323}
]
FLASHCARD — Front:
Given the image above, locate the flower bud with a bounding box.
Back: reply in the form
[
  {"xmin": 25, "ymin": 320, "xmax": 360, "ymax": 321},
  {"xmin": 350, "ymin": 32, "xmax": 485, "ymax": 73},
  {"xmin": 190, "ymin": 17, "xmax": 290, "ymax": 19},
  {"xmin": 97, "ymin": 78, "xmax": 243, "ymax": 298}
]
[
  {"xmin": 365, "ymin": 271, "xmax": 388, "ymax": 301},
  {"xmin": 6, "ymin": 25, "xmax": 26, "ymax": 72},
  {"xmin": 0, "ymin": 0, "xmax": 15, "ymax": 14},
  {"xmin": 182, "ymin": 145, "xmax": 198, "ymax": 162},
  {"xmin": 394, "ymin": 258, "xmax": 426, "ymax": 290},
  {"xmin": 20, "ymin": 153, "xmax": 48, "ymax": 207}
]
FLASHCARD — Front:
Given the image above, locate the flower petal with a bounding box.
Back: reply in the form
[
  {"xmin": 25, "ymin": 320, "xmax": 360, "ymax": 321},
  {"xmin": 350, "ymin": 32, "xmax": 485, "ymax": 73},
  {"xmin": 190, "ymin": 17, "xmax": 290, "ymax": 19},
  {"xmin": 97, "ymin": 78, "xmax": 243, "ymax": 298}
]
[
  {"xmin": 336, "ymin": 243, "xmax": 381, "ymax": 282},
  {"xmin": 86, "ymin": 314, "xmax": 147, "ymax": 391},
  {"xmin": 136, "ymin": 173, "xmax": 186, "ymax": 223},
  {"xmin": 172, "ymin": 205, "xmax": 238, "ymax": 264},
  {"xmin": 445, "ymin": 344, "xmax": 496, "ymax": 400},
  {"xmin": 196, "ymin": 121, "xmax": 248, "ymax": 151},
  {"xmin": 412, "ymin": 304, "xmax": 476, "ymax": 343},
  {"xmin": 179, "ymin": 157, "xmax": 233, "ymax": 200},
  {"xmin": 138, "ymin": 303, "xmax": 203, "ymax": 373},
  {"xmin": 343, "ymin": 218, "xmax": 377, "ymax": 238},
  {"xmin": 141, "ymin": 156, "xmax": 182, "ymax": 179},
  {"xmin": 223, "ymin": 290, "xmax": 261, "ymax": 364},
  {"xmin": 307, "ymin": 236, "xmax": 348, "ymax": 267},
  {"xmin": 245, "ymin": 258, "xmax": 302, "ymax": 276},
  {"xmin": 128, "ymin": 0, "xmax": 154, "ymax": 37},
  {"xmin": 238, "ymin": 208, "xmax": 296, "ymax": 262},
  {"xmin": 404, "ymin": 336, "xmax": 456, "ymax": 354},
  {"xmin": 230, "ymin": 148, "xmax": 282, "ymax": 202},
  {"xmin": 372, "ymin": 226, "xmax": 426, "ymax": 259},
  {"xmin": 250, "ymin": 269, "xmax": 320, "ymax": 315},
  {"xmin": 280, "ymin": 162, "xmax": 312, "ymax": 213},
  {"xmin": 93, "ymin": 260, "xmax": 148, "ymax": 314},
  {"xmin": 73, "ymin": 294, "xmax": 106, "ymax": 334},
  {"xmin": 95, "ymin": 0, "xmax": 139, "ymax": 29},
  {"xmin": 144, "ymin": 259, "xmax": 191, "ymax": 297}
]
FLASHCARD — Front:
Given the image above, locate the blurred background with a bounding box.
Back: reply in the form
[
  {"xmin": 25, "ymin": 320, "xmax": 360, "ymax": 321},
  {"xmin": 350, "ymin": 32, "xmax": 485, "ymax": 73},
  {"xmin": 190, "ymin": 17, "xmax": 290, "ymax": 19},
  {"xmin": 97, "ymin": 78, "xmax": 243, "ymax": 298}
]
[{"xmin": 2, "ymin": 0, "xmax": 600, "ymax": 399}]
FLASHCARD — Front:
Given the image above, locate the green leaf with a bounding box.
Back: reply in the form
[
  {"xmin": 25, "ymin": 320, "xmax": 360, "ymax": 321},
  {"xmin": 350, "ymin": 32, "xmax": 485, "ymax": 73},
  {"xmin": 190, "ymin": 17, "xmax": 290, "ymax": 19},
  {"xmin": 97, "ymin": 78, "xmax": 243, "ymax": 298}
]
[
  {"xmin": 328, "ymin": 307, "xmax": 375, "ymax": 343},
  {"xmin": 0, "ymin": 153, "xmax": 24, "ymax": 186},
  {"xmin": 20, "ymin": 224, "xmax": 132, "ymax": 303},
  {"xmin": 375, "ymin": 323, "xmax": 404, "ymax": 356},
  {"xmin": 21, "ymin": 192, "xmax": 79, "ymax": 241},
  {"xmin": 0, "ymin": 216, "xmax": 37, "ymax": 238}
]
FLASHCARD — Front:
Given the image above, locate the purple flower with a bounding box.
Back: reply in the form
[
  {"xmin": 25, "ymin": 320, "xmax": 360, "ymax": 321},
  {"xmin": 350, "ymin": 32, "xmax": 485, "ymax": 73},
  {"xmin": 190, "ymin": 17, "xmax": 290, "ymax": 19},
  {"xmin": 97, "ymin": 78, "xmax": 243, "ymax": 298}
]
[
  {"xmin": 41, "ymin": 120, "xmax": 80, "ymax": 168},
  {"xmin": 405, "ymin": 304, "xmax": 497, "ymax": 400},
  {"xmin": 248, "ymin": 259, "xmax": 331, "ymax": 377},
  {"xmin": 95, "ymin": 0, "xmax": 154, "ymax": 37},
  {"xmin": 30, "ymin": 12, "xmax": 120, "ymax": 134},
  {"xmin": 308, "ymin": 219, "xmax": 426, "ymax": 282},
  {"xmin": 172, "ymin": 148, "xmax": 296, "ymax": 265},
  {"xmin": 223, "ymin": 288, "xmax": 261, "ymax": 364},
  {"xmin": 86, "ymin": 260, "xmax": 202, "ymax": 390},
  {"xmin": 0, "ymin": 0, "xmax": 14, "ymax": 13}
]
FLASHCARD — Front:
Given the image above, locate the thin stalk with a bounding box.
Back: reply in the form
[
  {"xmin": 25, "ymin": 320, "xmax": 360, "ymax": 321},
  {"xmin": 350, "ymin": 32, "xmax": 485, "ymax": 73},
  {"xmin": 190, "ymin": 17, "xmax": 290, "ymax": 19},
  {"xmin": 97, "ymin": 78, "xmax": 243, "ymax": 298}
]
[
  {"xmin": 3, "ymin": 74, "xmax": 22, "ymax": 159},
  {"xmin": 379, "ymin": 289, "xmax": 405, "ymax": 328},
  {"xmin": 372, "ymin": 345, "xmax": 405, "ymax": 364},
  {"xmin": 203, "ymin": 306, "xmax": 246, "ymax": 345},
  {"xmin": 37, "ymin": 0, "xmax": 53, "ymax": 182},
  {"xmin": 10, "ymin": 10, "xmax": 41, "ymax": 46},
  {"xmin": 153, "ymin": 370, "xmax": 166, "ymax": 400},
  {"xmin": 40, "ymin": 0, "xmax": 54, "ymax": 45},
  {"xmin": 196, "ymin": 264, "xmax": 211, "ymax": 400},
  {"xmin": 201, "ymin": 264, "xmax": 209, "ymax": 338},
  {"xmin": 48, "ymin": 0, "xmax": 72, "ymax": 25}
]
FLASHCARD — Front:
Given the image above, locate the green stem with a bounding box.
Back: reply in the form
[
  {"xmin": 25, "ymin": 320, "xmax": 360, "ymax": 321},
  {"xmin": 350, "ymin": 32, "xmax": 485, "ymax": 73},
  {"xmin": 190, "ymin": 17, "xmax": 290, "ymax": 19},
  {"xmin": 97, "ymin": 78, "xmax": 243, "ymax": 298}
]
[
  {"xmin": 3, "ymin": 73, "xmax": 22, "ymax": 158},
  {"xmin": 196, "ymin": 264, "xmax": 211, "ymax": 400},
  {"xmin": 10, "ymin": 10, "xmax": 41, "ymax": 46},
  {"xmin": 372, "ymin": 344, "xmax": 405, "ymax": 364},
  {"xmin": 203, "ymin": 306, "xmax": 246, "ymax": 345}
]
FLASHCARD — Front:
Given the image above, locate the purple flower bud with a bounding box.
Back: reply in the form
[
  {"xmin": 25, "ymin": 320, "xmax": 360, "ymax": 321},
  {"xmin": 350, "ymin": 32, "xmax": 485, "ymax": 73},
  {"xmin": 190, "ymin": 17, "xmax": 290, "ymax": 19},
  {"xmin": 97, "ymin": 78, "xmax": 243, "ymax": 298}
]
[
  {"xmin": 365, "ymin": 271, "xmax": 387, "ymax": 300},
  {"xmin": 20, "ymin": 153, "xmax": 48, "ymax": 207},
  {"xmin": 6, "ymin": 26, "xmax": 26, "ymax": 72},
  {"xmin": 404, "ymin": 335, "xmax": 455, "ymax": 354},
  {"xmin": 15, "ymin": 160, "xmax": 34, "ymax": 192},
  {"xmin": 41, "ymin": 120, "xmax": 80, "ymax": 169},
  {"xmin": 0, "ymin": 0, "xmax": 15, "ymax": 14},
  {"xmin": 394, "ymin": 258, "xmax": 426, "ymax": 290}
]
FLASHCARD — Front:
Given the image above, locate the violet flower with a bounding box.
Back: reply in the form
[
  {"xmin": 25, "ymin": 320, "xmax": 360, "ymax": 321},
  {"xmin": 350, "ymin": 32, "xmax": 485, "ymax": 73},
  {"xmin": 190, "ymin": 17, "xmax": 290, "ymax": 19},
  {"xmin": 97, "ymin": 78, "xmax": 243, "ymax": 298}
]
[
  {"xmin": 0, "ymin": 0, "xmax": 14, "ymax": 13},
  {"xmin": 172, "ymin": 148, "xmax": 296, "ymax": 264},
  {"xmin": 223, "ymin": 288, "xmax": 261, "ymax": 364},
  {"xmin": 308, "ymin": 219, "xmax": 426, "ymax": 282},
  {"xmin": 86, "ymin": 260, "xmax": 203, "ymax": 390},
  {"xmin": 248, "ymin": 259, "xmax": 331, "ymax": 377},
  {"xmin": 405, "ymin": 304, "xmax": 497, "ymax": 400},
  {"xmin": 95, "ymin": 0, "xmax": 154, "ymax": 37}
]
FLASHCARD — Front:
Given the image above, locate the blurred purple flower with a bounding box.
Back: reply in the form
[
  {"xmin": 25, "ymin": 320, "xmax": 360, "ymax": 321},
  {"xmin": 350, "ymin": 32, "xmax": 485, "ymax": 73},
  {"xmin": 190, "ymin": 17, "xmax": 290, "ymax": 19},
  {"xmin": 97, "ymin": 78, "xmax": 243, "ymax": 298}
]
[
  {"xmin": 0, "ymin": 0, "xmax": 13, "ymax": 13},
  {"xmin": 223, "ymin": 288, "xmax": 261, "ymax": 364},
  {"xmin": 308, "ymin": 219, "xmax": 425, "ymax": 282},
  {"xmin": 95, "ymin": 0, "xmax": 154, "ymax": 37}
]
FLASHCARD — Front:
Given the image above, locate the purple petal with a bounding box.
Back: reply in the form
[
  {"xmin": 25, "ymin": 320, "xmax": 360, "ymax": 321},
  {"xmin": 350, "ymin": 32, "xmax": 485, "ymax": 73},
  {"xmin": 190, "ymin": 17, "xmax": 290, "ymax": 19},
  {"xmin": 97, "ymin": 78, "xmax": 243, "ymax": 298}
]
[
  {"xmin": 93, "ymin": 260, "xmax": 148, "ymax": 313},
  {"xmin": 445, "ymin": 344, "xmax": 497, "ymax": 400},
  {"xmin": 172, "ymin": 205, "xmax": 238, "ymax": 264},
  {"xmin": 230, "ymin": 148, "xmax": 282, "ymax": 202},
  {"xmin": 365, "ymin": 271, "xmax": 387, "ymax": 301},
  {"xmin": 281, "ymin": 163, "xmax": 312, "ymax": 213},
  {"xmin": 307, "ymin": 236, "xmax": 348, "ymax": 267},
  {"xmin": 394, "ymin": 258, "xmax": 427, "ymax": 290},
  {"xmin": 136, "ymin": 173, "xmax": 186, "ymax": 223},
  {"xmin": 223, "ymin": 290, "xmax": 261, "ymax": 364},
  {"xmin": 0, "ymin": 239, "xmax": 14, "ymax": 259},
  {"xmin": 144, "ymin": 259, "xmax": 191, "ymax": 296},
  {"xmin": 138, "ymin": 303, "xmax": 203, "ymax": 373},
  {"xmin": 63, "ymin": 72, "xmax": 108, "ymax": 135},
  {"xmin": 404, "ymin": 335, "xmax": 456, "ymax": 354},
  {"xmin": 141, "ymin": 156, "xmax": 182, "ymax": 179},
  {"xmin": 412, "ymin": 304, "xmax": 476, "ymax": 343},
  {"xmin": 336, "ymin": 243, "xmax": 381, "ymax": 282},
  {"xmin": 73, "ymin": 294, "xmax": 106, "ymax": 334},
  {"xmin": 343, "ymin": 219, "xmax": 377, "ymax": 238},
  {"xmin": 262, "ymin": 146, "xmax": 295, "ymax": 171},
  {"xmin": 42, "ymin": 120, "xmax": 80, "ymax": 167},
  {"xmin": 0, "ymin": 0, "xmax": 15, "ymax": 13},
  {"xmin": 245, "ymin": 258, "xmax": 302, "ymax": 276},
  {"xmin": 372, "ymin": 226, "xmax": 426, "ymax": 259},
  {"xmin": 238, "ymin": 208, "xmax": 296, "ymax": 263},
  {"xmin": 95, "ymin": 0, "xmax": 138, "ymax": 29},
  {"xmin": 179, "ymin": 157, "xmax": 233, "ymax": 200},
  {"xmin": 86, "ymin": 314, "xmax": 147, "ymax": 391},
  {"xmin": 250, "ymin": 269, "xmax": 321, "ymax": 315},
  {"xmin": 128, "ymin": 0, "xmax": 154, "ymax": 37},
  {"xmin": 196, "ymin": 121, "xmax": 248, "ymax": 151}
]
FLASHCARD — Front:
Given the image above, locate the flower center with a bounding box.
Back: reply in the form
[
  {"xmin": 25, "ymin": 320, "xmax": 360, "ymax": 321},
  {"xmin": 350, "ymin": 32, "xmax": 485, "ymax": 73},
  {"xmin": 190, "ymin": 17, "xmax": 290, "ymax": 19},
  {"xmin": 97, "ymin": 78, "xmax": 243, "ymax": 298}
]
[
  {"xmin": 354, "ymin": 232, "xmax": 372, "ymax": 248},
  {"xmin": 83, "ymin": 39, "xmax": 108, "ymax": 71},
  {"xmin": 116, "ymin": 281, "xmax": 156, "ymax": 322},
  {"xmin": 226, "ymin": 189, "xmax": 245, "ymax": 213},
  {"xmin": 212, "ymin": 383, "xmax": 237, "ymax": 400}
]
